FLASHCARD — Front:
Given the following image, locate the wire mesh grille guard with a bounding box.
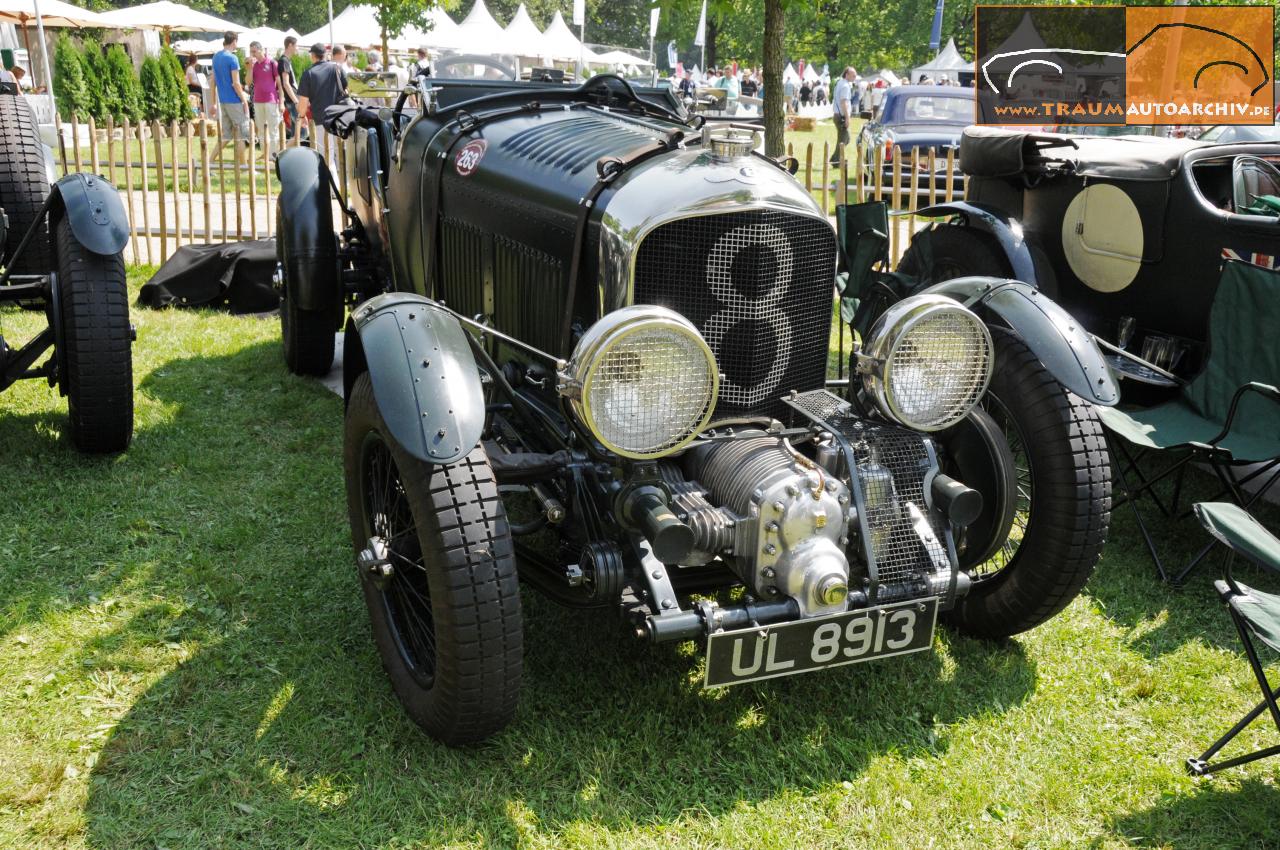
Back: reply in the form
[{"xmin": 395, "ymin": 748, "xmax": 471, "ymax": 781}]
[
  {"xmin": 847, "ymin": 423, "xmax": 948, "ymax": 587},
  {"xmin": 782, "ymin": 389, "xmax": 951, "ymax": 593},
  {"xmin": 633, "ymin": 210, "xmax": 836, "ymax": 419},
  {"xmin": 885, "ymin": 310, "xmax": 991, "ymax": 431}
]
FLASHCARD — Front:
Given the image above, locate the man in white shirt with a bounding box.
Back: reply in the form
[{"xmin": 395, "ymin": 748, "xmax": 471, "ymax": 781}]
[{"xmin": 831, "ymin": 66, "xmax": 856, "ymax": 164}]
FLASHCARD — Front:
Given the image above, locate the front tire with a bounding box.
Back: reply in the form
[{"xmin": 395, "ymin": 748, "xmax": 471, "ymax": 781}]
[
  {"xmin": 945, "ymin": 329, "xmax": 1111, "ymax": 637},
  {"xmin": 898, "ymin": 224, "xmax": 1010, "ymax": 282},
  {"xmin": 54, "ymin": 217, "xmax": 133, "ymax": 453},
  {"xmin": 344, "ymin": 373, "xmax": 522, "ymax": 745}
]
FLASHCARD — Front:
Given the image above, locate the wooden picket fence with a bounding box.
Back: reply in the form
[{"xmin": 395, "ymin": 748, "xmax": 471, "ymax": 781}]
[
  {"xmin": 789, "ymin": 139, "xmax": 965, "ymax": 266},
  {"xmin": 55, "ymin": 112, "xmax": 350, "ymax": 266},
  {"xmin": 54, "ymin": 114, "xmax": 963, "ymax": 268}
]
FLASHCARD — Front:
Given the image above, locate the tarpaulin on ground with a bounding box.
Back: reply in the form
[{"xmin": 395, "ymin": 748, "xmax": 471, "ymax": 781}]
[{"xmin": 137, "ymin": 240, "xmax": 279, "ymax": 314}]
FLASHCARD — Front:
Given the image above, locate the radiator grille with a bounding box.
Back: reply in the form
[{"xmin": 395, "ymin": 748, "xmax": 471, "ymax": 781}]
[{"xmin": 633, "ymin": 210, "xmax": 836, "ymax": 419}]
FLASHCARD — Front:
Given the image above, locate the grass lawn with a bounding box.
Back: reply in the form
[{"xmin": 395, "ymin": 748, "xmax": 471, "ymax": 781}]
[{"xmin": 0, "ymin": 269, "xmax": 1278, "ymax": 849}]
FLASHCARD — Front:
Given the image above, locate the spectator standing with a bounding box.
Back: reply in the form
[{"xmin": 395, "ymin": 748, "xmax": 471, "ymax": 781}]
[
  {"xmin": 366, "ymin": 49, "xmax": 383, "ymax": 72},
  {"xmin": 184, "ymin": 53, "xmax": 203, "ymax": 116},
  {"xmin": 249, "ymin": 41, "xmax": 282, "ymax": 153},
  {"xmin": 389, "ymin": 60, "xmax": 410, "ymax": 89},
  {"xmin": 783, "ymin": 75, "xmax": 796, "ymax": 113},
  {"xmin": 414, "ymin": 47, "xmax": 432, "ymax": 78},
  {"xmin": 831, "ymin": 66, "xmax": 855, "ymax": 164},
  {"xmin": 799, "ymin": 80, "xmax": 812, "ymax": 107},
  {"xmin": 298, "ymin": 42, "xmax": 349, "ymax": 126},
  {"xmin": 332, "ymin": 45, "xmax": 355, "ymax": 74},
  {"xmin": 678, "ymin": 70, "xmax": 694, "ymax": 99},
  {"xmin": 212, "ymin": 31, "xmax": 251, "ymax": 156},
  {"xmin": 814, "ymin": 82, "xmax": 827, "ymax": 106},
  {"xmin": 279, "ymin": 36, "xmax": 304, "ymax": 141},
  {"xmin": 871, "ymin": 78, "xmax": 886, "ymax": 118}
]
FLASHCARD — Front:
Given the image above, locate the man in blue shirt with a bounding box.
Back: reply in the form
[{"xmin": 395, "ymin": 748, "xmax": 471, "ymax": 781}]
[{"xmin": 212, "ymin": 31, "xmax": 250, "ymax": 156}]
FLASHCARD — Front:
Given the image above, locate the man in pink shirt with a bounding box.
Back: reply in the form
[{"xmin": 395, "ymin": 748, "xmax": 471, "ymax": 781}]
[{"xmin": 248, "ymin": 41, "xmax": 283, "ymax": 154}]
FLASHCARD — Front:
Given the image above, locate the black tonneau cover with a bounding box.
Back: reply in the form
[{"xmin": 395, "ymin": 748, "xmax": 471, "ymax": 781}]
[{"xmin": 960, "ymin": 126, "xmax": 1205, "ymax": 181}]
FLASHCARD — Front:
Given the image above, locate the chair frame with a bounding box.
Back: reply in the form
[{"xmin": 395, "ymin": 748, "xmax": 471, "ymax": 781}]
[
  {"xmin": 1186, "ymin": 543, "xmax": 1280, "ymax": 776},
  {"xmin": 1108, "ymin": 381, "xmax": 1280, "ymax": 585}
]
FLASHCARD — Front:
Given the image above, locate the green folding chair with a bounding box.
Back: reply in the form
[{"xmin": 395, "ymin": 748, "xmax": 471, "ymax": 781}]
[
  {"xmin": 1099, "ymin": 260, "xmax": 1280, "ymax": 584},
  {"xmin": 834, "ymin": 201, "xmax": 893, "ymax": 330},
  {"xmin": 1186, "ymin": 502, "xmax": 1280, "ymax": 776}
]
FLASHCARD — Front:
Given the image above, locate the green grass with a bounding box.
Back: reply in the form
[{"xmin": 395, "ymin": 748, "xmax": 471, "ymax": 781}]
[
  {"xmin": 64, "ymin": 138, "xmax": 285, "ymax": 195},
  {"xmin": 1, "ymin": 271, "xmax": 1279, "ymax": 848}
]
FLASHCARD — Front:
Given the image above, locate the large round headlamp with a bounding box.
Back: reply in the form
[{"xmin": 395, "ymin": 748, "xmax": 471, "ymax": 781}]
[
  {"xmin": 860, "ymin": 294, "xmax": 993, "ymax": 431},
  {"xmin": 563, "ymin": 305, "xmax": 719, "ymax": 459}
]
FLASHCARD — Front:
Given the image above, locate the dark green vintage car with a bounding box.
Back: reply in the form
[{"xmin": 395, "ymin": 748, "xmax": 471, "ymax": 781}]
[{"xmin": 273, "ymin": 71, "xmax": 1117, "ymax": 745}]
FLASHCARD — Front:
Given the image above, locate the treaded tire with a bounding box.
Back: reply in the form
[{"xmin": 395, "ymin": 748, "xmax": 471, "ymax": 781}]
[
  {"xmin": 945, "ymin": 329, "xmax": 1111, "ymax": 638},
  {"xmin": 898, "ymin": 224, "xmax": 1010, "ymax": 281},
  {"xmin": 276, "ymin": 210, "xmax": 336, "ymax": 376},
  {"xmin": 281, "ymin": 284, "xmax": 335, "ymax": 376},
  {"xmin": 344, "ymin": 373, "xmax": 522, "ymax": 745},
  {"xmin": 54, "ymin": 216, "xmax": 133, "ymax": 453},
  {"xmin": 0, "ymin": 93, "xmax": 54, "ymax": 275}
]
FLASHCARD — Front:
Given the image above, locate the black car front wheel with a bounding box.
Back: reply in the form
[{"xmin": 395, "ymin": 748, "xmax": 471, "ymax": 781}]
[
  {"xmin": 54, "ymin": 217, "xmax": 133, "ymax": 453},
  {"xmin": 942, "ymin": 329, "xmax": 1111, "ymax": 637},
  {"xmin": 344, "ymin": 373, "xmax": 523, "ymax": 745}
]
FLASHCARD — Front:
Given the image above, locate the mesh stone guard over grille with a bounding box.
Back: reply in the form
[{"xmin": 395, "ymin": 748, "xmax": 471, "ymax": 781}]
[
  {"xmin": 632, "ymin": 209, "xmax": 836, "ymax": 420},
  {"xmin": 784, "ymin": 389, "xmax": 957, "ymax": 604}
]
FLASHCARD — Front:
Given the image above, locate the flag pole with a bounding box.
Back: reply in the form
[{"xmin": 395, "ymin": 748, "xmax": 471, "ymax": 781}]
[{"xmin": 327, "ymin": 0, "xmax": 335, "ymax": 50}]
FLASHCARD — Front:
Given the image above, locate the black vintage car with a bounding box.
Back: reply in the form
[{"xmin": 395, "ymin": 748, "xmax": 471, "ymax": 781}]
[
  {"xmin": 274, "ymin": 72, "xmax": 1116, "ymax": 745},
  {"xmin": 0, "ymin": 85, "xmax": 133, "ymax": 452},
  {"xmin": 898, "ymin": 126, "xmax": 1280, "ymax": 379}
]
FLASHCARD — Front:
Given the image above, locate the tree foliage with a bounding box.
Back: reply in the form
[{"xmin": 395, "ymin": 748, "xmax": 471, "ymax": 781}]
[
  {"xmin": 105, "ymin": 44, "xmax": 143, "ymax": 122},
  {"xmin": 53, "ymin": 35, "xmax": 91, "ymax": 120}
]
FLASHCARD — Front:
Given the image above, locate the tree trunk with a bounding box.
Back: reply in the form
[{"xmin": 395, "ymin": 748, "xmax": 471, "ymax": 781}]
[
  {"xmin": 762, "ymin": 0, "xmax": 785, "ymax": 158},
  {"xmin": 381, "ymin": 24, "xmax": 389, "ymax": 69}
]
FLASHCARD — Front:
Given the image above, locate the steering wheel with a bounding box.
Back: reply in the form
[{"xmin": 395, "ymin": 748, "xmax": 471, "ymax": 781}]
[{"xmin": 435, "ymin": 54, "xmax": 517, "ymax": 81}]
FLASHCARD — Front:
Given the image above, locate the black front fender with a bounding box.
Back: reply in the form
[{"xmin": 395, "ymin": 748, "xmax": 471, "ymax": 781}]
[
  {"xmin": 925, "ymin": 276, "xmax": 1119, "ymax": 407},
  {"xmin": 50, "ymin": 173, "xmax": 128, "ymax": 257},
  {"xmin": 344, "ymin": 293, "xmax": 486, "ymax": 464},
  {"xmin": 916, "ymin": 201, "xmax": 1037, "ymax": 285}
]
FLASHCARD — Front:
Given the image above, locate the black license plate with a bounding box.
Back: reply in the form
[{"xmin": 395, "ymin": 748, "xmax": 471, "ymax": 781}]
[{"xmin": 703, "ymin": 598, "xmax": 938, "ymax": 688}]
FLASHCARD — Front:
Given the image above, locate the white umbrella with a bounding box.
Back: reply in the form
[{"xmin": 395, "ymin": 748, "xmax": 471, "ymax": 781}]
[
  {"xmin": 0, "ymin": 0, "xmax": 116, "ymax": 27},
  {"xmin": 595, "ymin": 49, "xmax": 653, "ymax": 68},
  {"xmin": 239, "ymin": 24, "xmax": 291, "ymax": 52},
  {"xmin": 97, "ymin": 1, "xmax": 246, "ymax": 35},
  {"xmin": 170, "ymin": 36, "xmax": 217, "ymax": 54}
]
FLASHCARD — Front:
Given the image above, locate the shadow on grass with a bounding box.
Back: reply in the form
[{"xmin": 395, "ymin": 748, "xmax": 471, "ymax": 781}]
[
  {"xmin": 1103, "ymin": 777, "xmax": 1280, "ymax": 849},
  {"xmin": 2, "ymin": 340, "xmax": 1038, "ymax": 846},
  {"xmin": 1083, "ymin": 457, "xmax": 1280, "ymax": 661}
]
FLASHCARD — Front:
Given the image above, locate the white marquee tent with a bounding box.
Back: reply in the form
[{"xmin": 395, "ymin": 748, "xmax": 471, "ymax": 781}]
[
  {"xmin": 503, "ymin": 4, "xmax": 548, "ymax": 60},
  {"xmin": 540, "ymin": 10, "xmax": 600, "ymax": 63},
  {"xmin": 911, "ymin": 38, "xmax": 969, "ymax": 83},
  {"xmin": 451, "ymin": 0, "xmax": 516, "ymax": 55}
]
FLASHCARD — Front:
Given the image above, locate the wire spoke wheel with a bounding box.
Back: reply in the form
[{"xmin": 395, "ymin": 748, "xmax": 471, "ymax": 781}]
[
  {"xmin": 360, "ymin": 434, "xmax": 437, "ymax": 688},
  {"xmin": 344, "ymin": 373, "xmax": 522, "ymax": 745},
  {"xmin": 969, "ymin": 391, "xmax": 1032, "ymax": 582}
]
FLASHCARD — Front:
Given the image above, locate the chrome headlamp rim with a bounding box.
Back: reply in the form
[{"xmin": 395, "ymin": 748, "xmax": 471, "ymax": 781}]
[
  {"xmin": 860, "ymin": 294, "xmax": 994, "ymax": 432},
  {"xmin": 565, "ymin": 305, "xmax": 720, "ymax": 460}
]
